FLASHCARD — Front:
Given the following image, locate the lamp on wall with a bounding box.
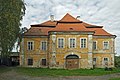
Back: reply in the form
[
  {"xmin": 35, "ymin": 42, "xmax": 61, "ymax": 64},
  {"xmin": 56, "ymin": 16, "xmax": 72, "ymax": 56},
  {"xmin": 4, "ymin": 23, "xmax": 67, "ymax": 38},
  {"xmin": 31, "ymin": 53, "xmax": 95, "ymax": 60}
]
[{"xmin": 71, "ymin": 52, "xmax": 74, "ymax": 55}]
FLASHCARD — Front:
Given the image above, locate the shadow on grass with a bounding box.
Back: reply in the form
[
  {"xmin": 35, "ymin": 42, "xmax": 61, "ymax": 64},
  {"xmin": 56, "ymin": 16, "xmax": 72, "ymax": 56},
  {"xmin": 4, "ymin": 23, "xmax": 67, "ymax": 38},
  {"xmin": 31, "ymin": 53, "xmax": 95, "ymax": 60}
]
[{"xmin": 0, "ymin": 66, "xmax": 12, "ymax": 73}]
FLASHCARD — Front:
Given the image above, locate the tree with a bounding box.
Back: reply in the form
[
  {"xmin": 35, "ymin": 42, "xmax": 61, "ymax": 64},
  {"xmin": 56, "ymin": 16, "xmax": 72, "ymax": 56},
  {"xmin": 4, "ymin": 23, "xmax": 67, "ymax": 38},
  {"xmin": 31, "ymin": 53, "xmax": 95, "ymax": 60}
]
[
  {"xmin": 115, "ymin": 56, "xmax": 120, "ymax": 68},
  {"xmin": 0, "ymin": 0, "xmax": 25, "ymax": 65}
]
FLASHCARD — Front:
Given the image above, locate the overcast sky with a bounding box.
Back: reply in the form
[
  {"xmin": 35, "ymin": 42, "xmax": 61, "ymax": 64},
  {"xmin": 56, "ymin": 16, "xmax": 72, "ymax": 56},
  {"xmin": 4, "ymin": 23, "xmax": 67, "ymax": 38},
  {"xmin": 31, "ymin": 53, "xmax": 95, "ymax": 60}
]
[{"xmin": 21, "ymin": 0, "xmax": 120, "ymax": 55}]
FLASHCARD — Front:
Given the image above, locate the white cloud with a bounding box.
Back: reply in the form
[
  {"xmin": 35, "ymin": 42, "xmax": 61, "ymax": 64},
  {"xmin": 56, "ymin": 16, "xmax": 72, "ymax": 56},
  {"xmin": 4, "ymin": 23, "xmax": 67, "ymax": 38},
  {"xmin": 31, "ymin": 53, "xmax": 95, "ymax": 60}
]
[{"xmin": 21, "ymin": 0, "xmax": 120, "ymax": 55}]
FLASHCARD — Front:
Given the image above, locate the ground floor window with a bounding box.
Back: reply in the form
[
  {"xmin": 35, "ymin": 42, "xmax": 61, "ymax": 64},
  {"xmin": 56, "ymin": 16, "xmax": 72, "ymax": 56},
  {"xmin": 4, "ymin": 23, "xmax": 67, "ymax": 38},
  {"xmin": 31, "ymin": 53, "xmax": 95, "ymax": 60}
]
[
  {"xmin": 41, "ymin": 59, "xmax": 46, "ymax": 66},
  {"xmin": 93, "ymin": 58, "xmax": 97, "ymax": 65},
  {"xmin": 28, "ymin": 58, "xmax": 33, "ymax": 65},
  {"xmin": 104, "ymin": 58, "xmax": 109, "ymax": 66}
]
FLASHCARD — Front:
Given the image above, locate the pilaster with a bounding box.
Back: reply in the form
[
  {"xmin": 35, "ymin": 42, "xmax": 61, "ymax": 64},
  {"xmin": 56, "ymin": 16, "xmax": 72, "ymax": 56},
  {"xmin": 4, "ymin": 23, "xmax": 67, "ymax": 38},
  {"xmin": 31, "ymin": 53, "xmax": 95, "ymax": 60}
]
[
  {"xmin": 88, "ymin": 34, "xmax": 93, "ymax": 68},
  {"xmin": 20, "ymin": 38, "xmax": 25, "ymax": 66},
  {"xmin": 51, "ymin": 35, "xmax": 56, "ymax": 66}
]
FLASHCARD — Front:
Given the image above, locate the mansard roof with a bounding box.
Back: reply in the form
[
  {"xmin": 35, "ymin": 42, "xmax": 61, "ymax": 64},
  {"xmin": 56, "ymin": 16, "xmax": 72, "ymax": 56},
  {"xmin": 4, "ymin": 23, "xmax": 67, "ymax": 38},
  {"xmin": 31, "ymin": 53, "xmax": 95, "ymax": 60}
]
[{"xmin": 24, "ymin": 13, "xmax": 115, "ymax": 37}]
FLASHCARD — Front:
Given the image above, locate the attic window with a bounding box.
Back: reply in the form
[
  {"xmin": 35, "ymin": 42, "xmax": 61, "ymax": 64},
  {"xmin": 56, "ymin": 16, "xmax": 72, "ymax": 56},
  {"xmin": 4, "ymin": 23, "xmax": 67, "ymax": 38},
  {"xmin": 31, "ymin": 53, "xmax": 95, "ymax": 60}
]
[{"xmin": 70, "ymin": 28, "xmax": 73, "ymax": 30}]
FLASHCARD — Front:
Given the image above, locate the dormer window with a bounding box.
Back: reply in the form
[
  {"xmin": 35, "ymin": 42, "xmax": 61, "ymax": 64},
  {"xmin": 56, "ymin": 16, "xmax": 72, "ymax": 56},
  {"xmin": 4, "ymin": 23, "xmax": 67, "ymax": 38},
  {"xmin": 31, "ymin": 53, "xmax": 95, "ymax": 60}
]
[{"xmin": 69, "ymin": 28, "xmax": 73, "ymax": 30}]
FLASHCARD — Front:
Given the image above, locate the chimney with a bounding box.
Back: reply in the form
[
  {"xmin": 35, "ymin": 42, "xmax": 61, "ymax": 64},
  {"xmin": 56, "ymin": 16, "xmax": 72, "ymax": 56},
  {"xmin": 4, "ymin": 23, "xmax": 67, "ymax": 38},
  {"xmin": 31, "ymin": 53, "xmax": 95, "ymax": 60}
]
[
  {"xmin": 76, "ymin": 16, "xmax": 80, "ymax": 20},
  {"xmin": 50, "ymin": 15, "xmax": 54, "ymax": 21}
]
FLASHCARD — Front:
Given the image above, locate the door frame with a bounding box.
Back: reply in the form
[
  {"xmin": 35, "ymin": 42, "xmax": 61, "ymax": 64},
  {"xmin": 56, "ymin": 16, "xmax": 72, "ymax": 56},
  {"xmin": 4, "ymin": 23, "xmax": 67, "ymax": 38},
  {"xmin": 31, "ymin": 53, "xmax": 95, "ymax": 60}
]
[{"xmin": 66, "ymin": 54, "xmax": 79, "ymax": 69}]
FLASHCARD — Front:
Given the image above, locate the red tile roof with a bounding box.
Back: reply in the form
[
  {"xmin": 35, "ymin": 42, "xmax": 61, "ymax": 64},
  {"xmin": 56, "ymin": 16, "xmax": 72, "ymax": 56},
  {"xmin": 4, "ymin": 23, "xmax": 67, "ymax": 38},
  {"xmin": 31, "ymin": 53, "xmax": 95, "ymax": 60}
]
[
  {"xmin": 31, "ymin": 20, "xmax": 57, "ymax": 27},
  {"xmin": 59, "ymin": 13, "xmax": 81, "ymax": 22},
  {"xmin": 82, "ymin": 22, "xmax": 103, "ymax": 28},
  {"xmin": 50, "ymin": 23, "xmax": 93, "ymax": 32},
  {"xmin": 87, "ymin": 28, "xmax": 112, "ymax": 36},
  {"xmin": 24, "ymin": 13, "xmax": 114, "ymax": 36},
  {"xmin": 24, "ymin": 27, "xmax": 52, "ymax": 36}
]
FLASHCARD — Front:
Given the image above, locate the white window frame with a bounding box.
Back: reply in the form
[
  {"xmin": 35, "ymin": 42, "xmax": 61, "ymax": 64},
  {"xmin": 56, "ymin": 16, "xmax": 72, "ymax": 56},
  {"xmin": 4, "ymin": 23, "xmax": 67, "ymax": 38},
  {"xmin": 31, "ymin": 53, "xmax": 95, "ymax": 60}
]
[
  {"xmin": 103, "ymin": 57, "xmax": 109, "ymax": 66},
  {"xmin": 69, "ymin": 38, "xmax": 76, "ymax": 48},
  {"xmin": 103, "ymin": 41, "xmax": 109, "ymax": 49},
  {"xmin": 103, "ymin": 57, "xmax": 109, "ymax": 65},
  {"xmin": 41, "ymin": 41, "xmax": 47, "ymax": 51},
  {"xmin": 104, "ymin": 57, "xmax": 109, "ymax": 62},
  {"xmin": 27, "ymin": 41, "xmax": 34, "ymax": 51},
  {"xmin": 93, "ymin": 41, "xmax": 97, "ymax": 50},
  {"xmin": 80, "ymin": 38, "xmax": 87, "ymax": 48},
  {"xmin": 57, "ymin": 37, "xmax": 65, "ymax": 48}
]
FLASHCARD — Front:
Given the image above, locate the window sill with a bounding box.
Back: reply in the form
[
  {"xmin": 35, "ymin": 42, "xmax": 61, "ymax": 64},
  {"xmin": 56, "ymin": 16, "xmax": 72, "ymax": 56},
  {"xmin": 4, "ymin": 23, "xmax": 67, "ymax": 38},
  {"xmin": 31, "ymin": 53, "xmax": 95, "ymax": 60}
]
[{"xmin": 103, "ymin": 49, "xmax": 109, "ymax": 50}]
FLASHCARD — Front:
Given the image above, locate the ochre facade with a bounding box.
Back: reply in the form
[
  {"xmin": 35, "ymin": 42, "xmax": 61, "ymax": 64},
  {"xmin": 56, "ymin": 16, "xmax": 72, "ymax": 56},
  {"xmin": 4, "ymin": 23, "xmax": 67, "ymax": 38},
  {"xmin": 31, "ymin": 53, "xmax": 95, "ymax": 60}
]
[{"xmin": 20, "ymin": 13, "xmax": 116, "ymax": 69}]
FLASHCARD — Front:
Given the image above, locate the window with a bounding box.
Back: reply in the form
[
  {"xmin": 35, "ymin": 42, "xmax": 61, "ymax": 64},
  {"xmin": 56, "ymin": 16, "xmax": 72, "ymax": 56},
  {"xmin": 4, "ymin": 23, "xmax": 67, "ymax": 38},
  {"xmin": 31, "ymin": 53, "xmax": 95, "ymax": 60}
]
[
  {"xmin": 93, "ymin": 58, "xmax": 97, "ymax": 65},
  {"xmin": 41, "ymin": 59, "xmax": 46, "ymax": 66},
  {"xmin": 28, "ymin": 58, "xmax": 33, "ymax": 65},
  {"xmin": 93, "ymin": 41, "xmax": 97, "ymax": 50},
  {"xmin": 27, "ymin": 41, "xmax": 34, "ymax": 50},
  {"xmin": 104, "ymin": 58, "xmax": 108, "ymax": 66},
  {"xmin": 93, "ymin": 58, "xmax": 97, "ymax": 62},
  {"xmin": 80, "ymin": 38, "xmax": 87, "ymax": 48},
  {"xmin": 104, "ymin": 58, "xmax": 108, "ymax": 62},
  {"xmin": 58, "ymin": 38, "xmax": 64, "ymax": 48},
  {"xmin": 103, "ymin": 41, "xmax": 109, "ymax": 49},
  {"xmin": 69, "ymin": 38, "xmax": 76, "ymax": 48},
  {"xmin": 41, "ymin": 41, "xmax": 47, "ymax": 50}
]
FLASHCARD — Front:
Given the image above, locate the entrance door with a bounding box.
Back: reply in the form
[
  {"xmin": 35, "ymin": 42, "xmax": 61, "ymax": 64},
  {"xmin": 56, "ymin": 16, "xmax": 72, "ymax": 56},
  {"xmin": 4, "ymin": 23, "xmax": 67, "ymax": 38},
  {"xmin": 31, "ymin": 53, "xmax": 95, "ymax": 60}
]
[{"xmin": 66, "ymin": 55, "xmax": 79, "ymax": 69}]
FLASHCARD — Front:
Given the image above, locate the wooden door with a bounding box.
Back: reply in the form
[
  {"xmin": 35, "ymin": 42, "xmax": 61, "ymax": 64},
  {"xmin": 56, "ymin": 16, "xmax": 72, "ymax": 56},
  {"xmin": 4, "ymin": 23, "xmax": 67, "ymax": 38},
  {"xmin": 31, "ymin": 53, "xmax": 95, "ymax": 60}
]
[{"xmin": 66, "ymin": 59, "xmax": 79, "ymax": 69}]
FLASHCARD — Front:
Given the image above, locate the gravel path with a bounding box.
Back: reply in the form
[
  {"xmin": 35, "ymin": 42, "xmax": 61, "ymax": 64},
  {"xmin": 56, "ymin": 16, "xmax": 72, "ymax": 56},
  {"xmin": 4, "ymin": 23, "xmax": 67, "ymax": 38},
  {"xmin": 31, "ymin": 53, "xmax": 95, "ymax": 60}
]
[{"xmin": 0, "ymin": 70, "xmax": 120, "ymax": 80}]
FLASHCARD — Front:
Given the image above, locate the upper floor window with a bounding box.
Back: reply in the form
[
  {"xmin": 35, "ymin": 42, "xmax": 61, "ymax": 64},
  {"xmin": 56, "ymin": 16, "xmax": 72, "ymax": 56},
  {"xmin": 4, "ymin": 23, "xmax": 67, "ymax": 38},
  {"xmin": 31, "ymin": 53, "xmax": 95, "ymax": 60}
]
[
  {"xmin": 103, "ymin": 41, "xmax": 109, "ymax": 49},
  {"xmin": 41, "ymin": 41, "xmax": 47, "ymax": 51},
  {"xmin": 69, "ymin": 38, "xmax": 76, "ymax": 48},
  {"xmin": 27, "ymin": 41, "xmax": 34, "ymax": 50},
  {"xmin": 80, "ymin": 38, "xmax": 87, "ymax": 48},
  {"xmin": 93, "ymin": 41, "xmax": 97, "ymax": 50},
  {"xmin": 58, "ymin": 38, "xmax": 64, "ymax": 48}
]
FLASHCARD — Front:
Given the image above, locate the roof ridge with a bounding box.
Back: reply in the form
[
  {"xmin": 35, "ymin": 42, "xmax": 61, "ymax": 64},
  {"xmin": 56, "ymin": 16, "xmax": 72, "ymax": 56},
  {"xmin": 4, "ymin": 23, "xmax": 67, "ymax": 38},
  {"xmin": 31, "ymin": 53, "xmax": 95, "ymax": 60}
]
[{"xmin": 59, "ymin": 13, "xmax": 81, "ymax": 22}]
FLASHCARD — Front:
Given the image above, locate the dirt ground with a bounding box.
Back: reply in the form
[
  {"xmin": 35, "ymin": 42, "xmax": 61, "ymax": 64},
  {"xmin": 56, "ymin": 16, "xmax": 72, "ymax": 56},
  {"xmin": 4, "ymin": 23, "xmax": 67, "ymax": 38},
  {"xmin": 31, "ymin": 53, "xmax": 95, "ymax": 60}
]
[{"xmin": 0, "ymin": 69, "xmax": 120, "ymax": 80}]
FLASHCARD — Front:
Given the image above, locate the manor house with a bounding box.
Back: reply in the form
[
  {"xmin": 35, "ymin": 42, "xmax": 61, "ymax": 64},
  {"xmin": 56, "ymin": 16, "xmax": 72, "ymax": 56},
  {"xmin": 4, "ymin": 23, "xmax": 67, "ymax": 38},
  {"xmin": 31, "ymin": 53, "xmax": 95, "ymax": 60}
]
[{"xmin": 20, "ymin": 13, "xmax": 116, "ymax": 69}]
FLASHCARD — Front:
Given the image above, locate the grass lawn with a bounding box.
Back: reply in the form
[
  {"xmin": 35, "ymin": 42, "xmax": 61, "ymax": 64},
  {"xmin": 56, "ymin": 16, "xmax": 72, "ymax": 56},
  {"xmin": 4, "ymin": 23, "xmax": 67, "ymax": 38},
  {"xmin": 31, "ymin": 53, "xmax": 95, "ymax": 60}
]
[
  {"xmin": 0, "ymin": 66, "xmax": 12, "ymax": 73},
  {"xmin": 109, "ymin": 78, "xmax": 120, "ymax": 80},
  {"xmin": 15, "ymin": 67, "xmax": 120, "ymax": 77}
]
